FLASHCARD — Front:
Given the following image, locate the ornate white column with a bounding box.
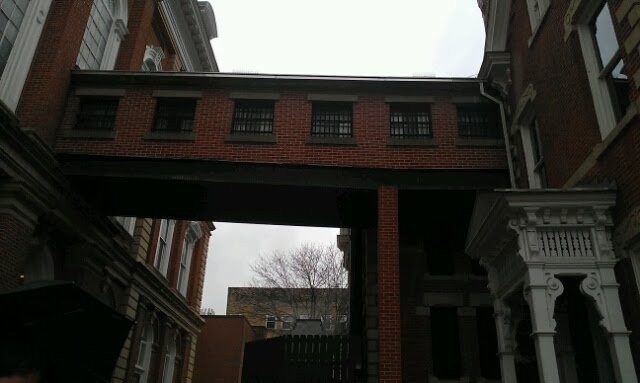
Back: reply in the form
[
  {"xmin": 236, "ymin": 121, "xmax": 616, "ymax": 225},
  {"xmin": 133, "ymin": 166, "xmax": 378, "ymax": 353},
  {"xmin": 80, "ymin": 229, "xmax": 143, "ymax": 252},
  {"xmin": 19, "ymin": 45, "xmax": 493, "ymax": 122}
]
[
  {"xmin": 493, "ymin": 299, "xmax": 518, "ymax": 383},
  {"xmin": 466, "ymin": 190, "xmax": 636, "ymax": 383},
  {"xmin": 580, "ymin": 271, "xmax": 638, "ymax": 383},
  {"xmin": 524, "ymin": 269, "xmax": 563, "ymax": 383}
]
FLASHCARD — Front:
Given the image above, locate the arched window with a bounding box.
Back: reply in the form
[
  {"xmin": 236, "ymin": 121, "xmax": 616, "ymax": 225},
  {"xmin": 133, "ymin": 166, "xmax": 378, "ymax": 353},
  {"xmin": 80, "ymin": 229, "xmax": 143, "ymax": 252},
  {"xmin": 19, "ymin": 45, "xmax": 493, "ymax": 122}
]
[
  {"xmin": 76, "ymin": 0, "xmax": 128, "ymax": 70},
  {"xmin": 0, "ymin": 0, "xmax": 53, "ymax": 111},
  {"xmin": 154, "ymin": 219, "xmax": 175, "ymax": 277},
  {"xmin": 135, "ymin": 319, "xmax": 155, "ymax": 383},
  {"xmin": 161, "ymin": 330, "xmax": 177, "ymax": 383},
  {"xmin": 176, "ymin": 222, "xmax": 203, "ymax": 296},
  {"xmin": 0, "ymin": 0, "xmax": 29, "ymax": 73}
]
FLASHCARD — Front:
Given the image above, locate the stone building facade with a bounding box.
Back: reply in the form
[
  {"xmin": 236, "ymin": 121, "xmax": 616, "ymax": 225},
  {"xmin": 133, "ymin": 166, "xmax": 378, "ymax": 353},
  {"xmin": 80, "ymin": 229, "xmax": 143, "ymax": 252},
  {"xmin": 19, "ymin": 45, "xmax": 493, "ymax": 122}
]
[{"xmin": 0, "ymin": 0, "xmax": 218, "ymax": 382}]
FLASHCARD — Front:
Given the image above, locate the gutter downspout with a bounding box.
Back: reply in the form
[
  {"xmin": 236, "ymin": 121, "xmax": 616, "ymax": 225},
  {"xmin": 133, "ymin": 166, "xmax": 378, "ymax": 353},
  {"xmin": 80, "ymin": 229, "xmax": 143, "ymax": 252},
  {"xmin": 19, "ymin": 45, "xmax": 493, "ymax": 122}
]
[{"xmin": 480, "ymin": 82, "xmax": 516, "ymax": 188}]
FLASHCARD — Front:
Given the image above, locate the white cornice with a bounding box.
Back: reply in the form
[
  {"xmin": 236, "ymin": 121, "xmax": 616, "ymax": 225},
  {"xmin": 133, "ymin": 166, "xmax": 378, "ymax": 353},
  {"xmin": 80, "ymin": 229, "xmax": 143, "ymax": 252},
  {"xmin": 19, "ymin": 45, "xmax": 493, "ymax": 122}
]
[{"xmin": 485, "ymin": 0, "xmax": 511, "ymax": 52}]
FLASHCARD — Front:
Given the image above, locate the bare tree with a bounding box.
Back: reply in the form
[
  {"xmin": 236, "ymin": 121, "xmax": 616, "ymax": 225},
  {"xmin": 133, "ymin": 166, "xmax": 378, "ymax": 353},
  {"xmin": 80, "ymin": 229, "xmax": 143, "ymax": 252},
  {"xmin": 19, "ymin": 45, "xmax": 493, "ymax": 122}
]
[{"xmin": 246, "ymin": 242, "xmax": 348, "ymax": 333}]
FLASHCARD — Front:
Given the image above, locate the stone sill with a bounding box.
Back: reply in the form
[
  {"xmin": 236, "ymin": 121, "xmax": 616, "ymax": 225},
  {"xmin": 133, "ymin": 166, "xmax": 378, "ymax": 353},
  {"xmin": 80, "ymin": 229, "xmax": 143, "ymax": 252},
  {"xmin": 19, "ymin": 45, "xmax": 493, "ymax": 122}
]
[
  {"xmin": 455, "ymin": 137, "xmax": 504, "ymax": 147},
  {"xmin": 386, "ymin": 137, "xmax": 437, "ymax": 147},
  {"xmin": 224, "ymin": 133, "xmax": 277, "ymax": 144},
  {"xmin": 144, "ymin": 131, "xmax": 195, "ymax": 141},
  {"xmin": 60, "ymin": 129, "xmax": 116, "ymax": 139},
  {"xmin": 306, "ymin": 136, "xmax": 357, "ymax": 146}
]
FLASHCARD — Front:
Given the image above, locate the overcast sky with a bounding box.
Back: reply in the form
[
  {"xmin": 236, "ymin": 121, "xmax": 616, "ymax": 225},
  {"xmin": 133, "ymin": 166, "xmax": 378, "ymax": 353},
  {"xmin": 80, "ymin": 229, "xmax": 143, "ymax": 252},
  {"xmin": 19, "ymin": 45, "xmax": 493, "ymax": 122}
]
[{"xmin": 200, "ymin": 1, "xmax": 486, "ymax": 314}]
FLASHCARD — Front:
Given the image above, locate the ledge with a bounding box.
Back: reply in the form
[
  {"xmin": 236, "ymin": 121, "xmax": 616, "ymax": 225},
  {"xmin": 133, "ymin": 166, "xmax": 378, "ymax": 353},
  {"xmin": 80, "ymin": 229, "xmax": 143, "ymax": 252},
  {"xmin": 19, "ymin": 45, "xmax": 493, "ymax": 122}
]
[
  {"xmin": 59, "ymin": 129, "xmax": 116, "ymax": 139},
  {"xmin": 229, "ymin": 91, "xmax": 280, "ymax": 100},
  {"xmin": 455, "ymin": 137, "xmax": 504, "ymax": 147},
  {"xmin": 224, "ymin": 133, "xmax": 277, "ymax": 144},
  {"xmin": 144, "ymin": 131, "xmax": 195, "ymax": 141},
  {"xmin": 386, "ymin": 137, "xmax": 437, "ymax": 147},
  {"xmin": 306, "ymin": 136, "xmax": 357, "ymax": 146}
]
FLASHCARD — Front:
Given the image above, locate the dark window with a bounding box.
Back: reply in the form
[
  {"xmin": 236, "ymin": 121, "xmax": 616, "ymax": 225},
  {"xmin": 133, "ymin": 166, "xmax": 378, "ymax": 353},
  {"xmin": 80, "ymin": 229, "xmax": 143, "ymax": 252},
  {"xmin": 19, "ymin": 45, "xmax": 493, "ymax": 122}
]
[
  {"xmin": 311, "ymin": 102, "xmax": 352, "ymax": 137},
  {"xmin": 153, "ymin": 98, "xmax": 196, "ymax": 132},
  {"xmin": 389, "ymin": 103, "xmax": 431, "ymax": 138},
  {"xmin": 426, "ymin": 247, "xmax": 455, "ymax": 276},
  {"xmin": 431, "ymin": 307, "xmax": 461, "ymax": 379},
  {"xmin": 457, "ymin": 103, "xmax": 500, "ymax": 138},
  {"xmin": 231, "ymin": 100, "xmax": 274, "ymax": 135},
  {"xmin": 75, "ymin": 97, "xmax": 118, "ymax": 130},
  {"xmin": 476, "ymin": 307, "xmax": 501, "ymax": 380},
  {"xmin": 592, "ymin": 3, "xmax": 630, "ymax": 120},
  {"xmin": 529, "ymin": 118, "xmax": 547, "ymax": 187}
]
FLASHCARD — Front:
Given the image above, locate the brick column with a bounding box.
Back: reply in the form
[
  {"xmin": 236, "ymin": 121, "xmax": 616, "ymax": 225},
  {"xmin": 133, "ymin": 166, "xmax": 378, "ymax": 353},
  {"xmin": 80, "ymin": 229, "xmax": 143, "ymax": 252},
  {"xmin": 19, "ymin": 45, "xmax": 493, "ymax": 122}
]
[
  {"xmin": 114, "ymin": 0, "xmax": 155, "ymax": 70},
  {"xmin": 377, "ymin": 186, "xmax": 401, "ymax": 383}
]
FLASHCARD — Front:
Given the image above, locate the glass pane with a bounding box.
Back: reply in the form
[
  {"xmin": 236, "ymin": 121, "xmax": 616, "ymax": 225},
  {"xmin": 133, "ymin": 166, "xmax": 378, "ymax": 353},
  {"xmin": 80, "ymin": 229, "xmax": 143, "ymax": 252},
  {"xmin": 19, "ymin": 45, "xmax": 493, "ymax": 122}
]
[
  {"xmin": 612, "ymin": 58, "xmax": 627, "ymax": 80},
  {"xmin": 593, "ymin": 4, "xmax": 619, "ymax": 68}
]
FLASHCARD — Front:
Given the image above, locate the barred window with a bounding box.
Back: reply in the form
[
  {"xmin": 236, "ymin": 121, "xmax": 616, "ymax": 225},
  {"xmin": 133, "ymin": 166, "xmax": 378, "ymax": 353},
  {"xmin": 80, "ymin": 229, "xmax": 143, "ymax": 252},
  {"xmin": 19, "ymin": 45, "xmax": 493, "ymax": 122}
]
[
  {"xmin": 231, "ymin": 100, "xmax": 274, "ymax": 135},
  {"xmin": 389, "ymin": 103, "xmax": 431, "ymax": 138},
  {"xmin": 311, "ymin": 102, "xmax": 352, "ymax": 137},
  {"xmin": 0, "ymin": 0, "xmax": 29, "ymax": 74},
  {"xmin": 76, "ymin": 0, "xmax": 114, "ymax": 70},
  {"xmin": 456, "ymin": 104, "xmax": 500, "ymax": 138},
  {"xmin": 153, "ymin": 98, "xmax": 196, "ymax": 132},
  {"xmin": 75, "ymin": 97, "xmax": 118, "ymax": 130}
]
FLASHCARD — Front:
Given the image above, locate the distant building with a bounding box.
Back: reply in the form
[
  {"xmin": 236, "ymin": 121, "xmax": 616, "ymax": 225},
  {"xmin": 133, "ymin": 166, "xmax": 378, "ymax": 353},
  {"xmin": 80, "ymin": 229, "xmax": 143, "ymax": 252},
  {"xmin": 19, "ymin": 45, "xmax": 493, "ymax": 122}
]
[{"xmin": 226, "ymin": 287, "xmax": 349, "ymax": 338}]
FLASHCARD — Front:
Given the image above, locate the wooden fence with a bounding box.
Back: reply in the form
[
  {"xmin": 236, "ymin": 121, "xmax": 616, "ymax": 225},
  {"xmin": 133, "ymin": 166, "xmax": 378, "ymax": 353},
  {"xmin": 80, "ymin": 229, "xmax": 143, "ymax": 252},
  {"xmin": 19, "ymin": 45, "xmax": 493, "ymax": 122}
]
[{"xmin": 242, "ymin": 335, "xmax": 359, "ymax": 383}]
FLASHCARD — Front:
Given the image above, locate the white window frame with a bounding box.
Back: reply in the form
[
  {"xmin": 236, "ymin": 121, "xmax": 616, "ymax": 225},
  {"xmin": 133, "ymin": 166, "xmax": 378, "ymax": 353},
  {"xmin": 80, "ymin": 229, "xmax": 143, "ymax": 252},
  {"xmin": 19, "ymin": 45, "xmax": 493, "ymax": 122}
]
[
  {"xmin": 575, "ymin": 0, "xmax": 628, "ymax": 139},
  {"xmin": 265, "ymin": 315, "xmax": 276, "ymax": 329},
  {"xmin": 176, "ymin": 221, "xmax": 202, "ymax": 296},
  {"xmin": 526, "ymin": 0, "xmax": 550, "ymax": 36},
  {"xmin": 161, "ymin": 331, "xmax": 177, "ymax": 383},
  {"xmin": 135, "ymin": 320, "xmax": 154, "ymax": 383},
  {"xmin": 76, "ymin": 0, "xmax": 128, "ymax": 70},
  {"xmin": 519, "ymin": 109, "xmax": 546, "ymax": 189},
  {"xmin": 154, "ymin": 219, "xmax": 175, "ymax": 276},
  {"xmin": 0, "ymin": 0, "xmax": 52, "ymax": 112},
  {"xmin": 114, "ymin": 216, "xmax": 136, "ymax": 235}
]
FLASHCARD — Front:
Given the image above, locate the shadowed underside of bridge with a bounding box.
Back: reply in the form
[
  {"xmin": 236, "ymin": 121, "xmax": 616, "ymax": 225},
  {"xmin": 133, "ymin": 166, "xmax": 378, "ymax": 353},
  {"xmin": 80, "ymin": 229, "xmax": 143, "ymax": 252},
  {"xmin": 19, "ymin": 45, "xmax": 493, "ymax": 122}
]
[{"xmin": 60, "ymin": 154, "xmax": 509, "ymax": 227}]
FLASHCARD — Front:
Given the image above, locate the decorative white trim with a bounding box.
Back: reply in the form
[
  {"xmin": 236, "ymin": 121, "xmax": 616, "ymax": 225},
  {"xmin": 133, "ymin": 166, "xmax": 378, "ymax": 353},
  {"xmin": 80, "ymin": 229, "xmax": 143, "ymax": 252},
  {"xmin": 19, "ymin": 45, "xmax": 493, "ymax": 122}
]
[
  {"xmin": 0, "ymin": 0, "xmax": 52, "ymax": 112},
  {"xmin": 142, "ymin": 45, "xmax": 164, "ymax": 71},
  {"xmin": 484, "ymin": 0, "xmax": 511, "ymax": 52},
  {"xmin": 526, "ymin": 0, "xmax": 551, "ymax": 44},
  {"xmin": 155, "ymin": 219, "xmax": 175, "ymax": 277}
]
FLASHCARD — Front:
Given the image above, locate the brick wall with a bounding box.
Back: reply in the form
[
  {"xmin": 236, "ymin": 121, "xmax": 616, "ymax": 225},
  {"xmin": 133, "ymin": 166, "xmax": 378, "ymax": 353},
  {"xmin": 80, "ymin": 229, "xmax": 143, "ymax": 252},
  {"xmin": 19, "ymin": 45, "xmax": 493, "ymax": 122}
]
[
  {"xmin": 188, "ymin": 226, "xmax": 211, "ymax": 311},
  {"xmin": 16, "ymin": 0, "xmax": 93, "ymax": 144},
  {"xmin": 507, "ymin": 0, "xmax": 602, "ymax": 188},
  {"xmin": 377, "ymin": 186, "xmax": 401, "ymax": 383},
  {"xmin": 56, "ymin": 89, "xmax": 507, "ymax": 171},
  {"xmin": 114, "ymin": 0, "xmax": 156, "ymax": 70},
  {"xmin": 0, "ymin": 214, "xmax": 31, "ymax": 291}
]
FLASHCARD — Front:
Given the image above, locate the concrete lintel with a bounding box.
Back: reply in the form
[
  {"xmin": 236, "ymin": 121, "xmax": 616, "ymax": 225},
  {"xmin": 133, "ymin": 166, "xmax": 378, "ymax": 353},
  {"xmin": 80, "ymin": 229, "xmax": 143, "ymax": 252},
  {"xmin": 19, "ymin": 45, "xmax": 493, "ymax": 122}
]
[
  {"xmin": 307, "ymin": 94, "xmax": 358, "ymax": 102},
  {"xmin": 384, "ymin": 95, "xmax": 436, "ymax": 103},
  {"xmin": 451, "ymin": 96, "xmax": 484, "ymax": 104},
  {"xmin": 152, "ymin": 90, "xmax": 203, "ymax": 98},
  {"xmin": 229, "ymin": 91, "xmax": 281, "ymax": 100},
  {"xmin": 75, "ymin": 88, "xmax": 125, "ymax": 97},
  {"xmin": 424, "ymin": 292, "xmax": 464, "ymax": 307}
]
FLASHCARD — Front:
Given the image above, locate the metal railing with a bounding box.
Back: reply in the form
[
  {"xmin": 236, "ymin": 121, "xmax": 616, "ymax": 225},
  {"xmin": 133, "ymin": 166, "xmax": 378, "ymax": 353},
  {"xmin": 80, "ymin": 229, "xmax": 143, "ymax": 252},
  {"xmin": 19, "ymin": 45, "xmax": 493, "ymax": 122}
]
[{"xmin": 242, "ymin": 335, "xmax": 359, "ymax": 383}]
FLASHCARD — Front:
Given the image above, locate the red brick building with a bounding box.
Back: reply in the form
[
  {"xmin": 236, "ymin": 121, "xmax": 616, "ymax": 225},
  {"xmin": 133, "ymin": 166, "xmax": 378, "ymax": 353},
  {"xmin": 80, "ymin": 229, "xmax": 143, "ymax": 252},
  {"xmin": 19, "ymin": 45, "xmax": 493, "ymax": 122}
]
[
  {"xmin": 1, "ymin": 1, "xmax": 640, "ymax": 383},
  {"xmin": 192, "ymin": 315, "xmax": 256, "ymax": 383},
  {"xmin": 0, "ymin": 0, "xmax": 217, "ymax": 382}
]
